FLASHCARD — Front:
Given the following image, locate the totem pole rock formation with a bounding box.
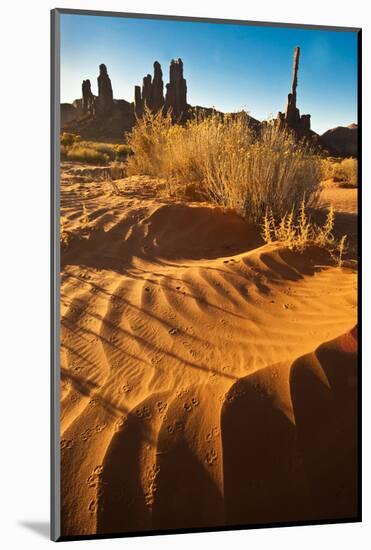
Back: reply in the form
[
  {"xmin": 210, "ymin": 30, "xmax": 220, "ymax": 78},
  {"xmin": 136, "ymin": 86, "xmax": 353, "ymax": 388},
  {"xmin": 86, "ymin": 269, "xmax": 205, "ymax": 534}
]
[
  {"xmin": 134, "ymin": 61, "xmax": 165, "ymax": 116},
  {"xmin": 97, "ymin": 63, "xmax": 114, "ymax": 116},
  {"xmin": 276, "ymin": 47, "xmax": 311, "ymax": 138},
  {"xmin": 165, "ymin": 58, "xmax": 187, "ymax": 119},
  {"xmin": 82, "ymin": 79, "xmax": 94, "ymax": 114}
]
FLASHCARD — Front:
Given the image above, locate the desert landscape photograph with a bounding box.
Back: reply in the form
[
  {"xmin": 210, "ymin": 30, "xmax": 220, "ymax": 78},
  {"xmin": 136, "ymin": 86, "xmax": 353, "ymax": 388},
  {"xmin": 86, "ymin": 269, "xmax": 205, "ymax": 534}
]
[{"xmin": 56, "ymin": 11, "xmax": 359, "ymax": 539}]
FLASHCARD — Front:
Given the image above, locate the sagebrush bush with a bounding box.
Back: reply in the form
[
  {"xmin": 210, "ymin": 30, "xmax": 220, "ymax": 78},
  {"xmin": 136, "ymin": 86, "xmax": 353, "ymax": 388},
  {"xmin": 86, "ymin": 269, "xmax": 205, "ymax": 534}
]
[
  {"xmin": 321, "ymin": 157, "xmax": 357, "ymax": 187},
  {"xmin": 61, "ymin": 132, "xmax": 81, "ymax": 146},
  {"xmin": 115, "ymin": 144, "xmax": 133, "ymax": 160},
  {"xmin": 127, "ymin": 108, "xmax": 322, "ymax": 223},
  {"xmin": 63, "ymin": 146, "xmax": 110, "ymax": 165},
  {"xmin": 95, "ymin": 143, "xmax": 116, "ymax": 161},
  {"xmin": 333, "ymin": 158, "xmax": 357, "ymax": 187}
]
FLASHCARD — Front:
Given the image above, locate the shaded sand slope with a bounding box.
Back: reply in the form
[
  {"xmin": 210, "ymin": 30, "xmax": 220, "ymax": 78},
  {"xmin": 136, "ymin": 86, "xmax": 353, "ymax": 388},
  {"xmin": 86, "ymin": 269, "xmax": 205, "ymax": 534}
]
[{"xmin": 60, "ymin": 175, "xmax": 358, "ymax": 536}]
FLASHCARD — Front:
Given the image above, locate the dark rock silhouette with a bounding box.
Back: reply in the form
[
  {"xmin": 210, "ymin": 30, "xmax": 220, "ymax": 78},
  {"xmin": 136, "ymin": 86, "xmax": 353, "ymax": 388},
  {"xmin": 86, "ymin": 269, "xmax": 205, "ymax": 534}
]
[
  {"xmin": 82, "ymin": 79, "xmax": 94, "ymax": 114},
  {"xmin": 61, "ymin": 53, "xmax": 354, "ymax": 156},
  {"xmin": 97, "ymin": 63, "xmax": 114, "ymax": 116},
  {"xmin": 142, "ymin": 74, "xmax": 152, "ymax": 109},
  {"xmin": 134, "ymin": 85, "xmax": 143, "ymax": 116},
  {"xmin": 320, "ymin": 124, "xmax": 358, "ymax": 156},
  {"xmin": 134, "ymin": 61, "xmax": 165, "ymax": 116},
  {"xmin": 165, "ymin": 58, "xmax": 188, "ymax": 120},
  {"xmin": 276, "ymin": 47, "xmax": 311, "ymax": 138},
  {"xmin": 152, "ymin": 61, "xmax": 165, "ymax": 112}
]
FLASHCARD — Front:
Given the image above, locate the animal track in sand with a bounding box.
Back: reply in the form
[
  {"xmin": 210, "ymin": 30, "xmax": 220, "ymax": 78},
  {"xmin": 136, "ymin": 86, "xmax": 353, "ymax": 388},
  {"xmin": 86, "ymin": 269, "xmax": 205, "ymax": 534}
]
[
  {"xmin": 166, "ymin": 421, "xmax": 185, "ymax": 434},
  {"xmin": 114, "ymin": 416, "xmax": 128, "ymax": 432},
  {"xmin": 206, "ymin": 427, "xmax": 220, "ymax": 442},
  {"xmin": 183, "ymin": 397, "xmax": 199, "ymax": 412},
  {"xmin": 87, "ymin": 465, "xmax": 103, "ymax": 488},
  {"xmin": 156, "ymin": 401, "xmax": 168, "ymax": 416},
  {"xmin": 61, "ymin": 438, "xmax": 74, "ymax": 450},
  {"xmin": 206, "ymin": 448, "xmax": 218, "ymax": 466},
  {"xmin": 119, "ymin": 382, "xmax": 131, "ymax": 394},
  {"xmin": 135, "ymin": 405, "xmax": 152, "ymax": 419}
]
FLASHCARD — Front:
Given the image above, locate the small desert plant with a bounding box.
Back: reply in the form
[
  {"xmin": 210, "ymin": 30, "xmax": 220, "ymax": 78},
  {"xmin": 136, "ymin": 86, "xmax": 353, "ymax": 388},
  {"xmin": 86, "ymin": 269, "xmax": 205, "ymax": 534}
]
[
  {"xmin": 115, "ymin": 144, "xmax": 133, "ymax": 160},
  {"xmin": 95, "ymin": 143, "xmax": 117, "ymax": 161},
  {"xmin": 61, "ymin": 132, "xmax": 81, "ymax": 146},
  {"xmin": 337, "ymin": 235, "xmax": 347, "ymax": 267},
  {"xmin": 316, "ymin": 205, "xmax": 335, "ymax": 247},
  {"xmin": 64, "ymin": 146, "xmax": 110, "ymax": 165},
  {"xmin": 261, "ymin": 202, "xmax": 345, "ymax": 263},
  {"xmin": 333, "ymin": 158, "xmax": 357, "ymax": 187}
]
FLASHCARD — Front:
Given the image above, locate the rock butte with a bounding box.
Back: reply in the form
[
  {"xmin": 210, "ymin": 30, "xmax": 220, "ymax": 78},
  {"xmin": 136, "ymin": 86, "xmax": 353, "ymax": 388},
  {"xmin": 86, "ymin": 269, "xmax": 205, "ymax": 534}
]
[{"xmin": 60, "ymin": 48, "xmax": 357, "ymax": 156}]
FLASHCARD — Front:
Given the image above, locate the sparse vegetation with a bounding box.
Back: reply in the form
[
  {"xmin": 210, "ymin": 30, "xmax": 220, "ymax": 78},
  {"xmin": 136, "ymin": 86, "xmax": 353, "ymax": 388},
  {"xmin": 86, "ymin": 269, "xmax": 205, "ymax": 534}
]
[
  {"xmin": 61, "ymin": 132, "xmax": 81, "ymax": 147},
  {"xmin": 62, "ymin": 146, "xmax": 110, "ymax": 165},
  {"xmin": 333, "ymin": 158, "xmax": 358, "ymax": 187},
  {"xmin": 127, "ymin": 108, "xmax": 322, "ymax": 223},
  {"xmin": 261, "ymin": 201, "xmax": 347, "ymax": 265},
  {"xmin": 322, "ymin": 157, "xmax": 357, "ymax": 187},
  {"xmin": 60, "ymin": 135, "xmax": 133, "ymax": 165},
  {"xmin": 115, "ymin": 144, "xmax": 133, "ymax": 160}
]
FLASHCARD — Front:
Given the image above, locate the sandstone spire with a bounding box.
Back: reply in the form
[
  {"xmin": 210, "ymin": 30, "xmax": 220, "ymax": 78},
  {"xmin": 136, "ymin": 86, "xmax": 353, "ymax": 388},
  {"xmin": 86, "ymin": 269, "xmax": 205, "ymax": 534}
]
[
  {"xmin": 82, "ymin": 79, "xmax": 94, "ymax": 114},
  {"xmin": 134, "ymin": 85, "xmax": 143, "ymax": 116},
  {"xmin": 151, "ymin": 61, "xmax": 165, "ymax": 112},
  {"xmin": 97, "ymin": 63, "xmax": 113, "ymax": 115},
  {"xmin": 165, "ymin": 58, "xmax": 187, "ymax": 120}
]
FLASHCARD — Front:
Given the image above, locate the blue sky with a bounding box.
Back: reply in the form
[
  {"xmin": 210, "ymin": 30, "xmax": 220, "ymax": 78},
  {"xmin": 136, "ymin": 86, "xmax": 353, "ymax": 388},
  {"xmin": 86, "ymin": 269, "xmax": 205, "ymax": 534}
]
[{"xmin": 60, "ymin": 14, "xmax": 358, "ymax": 134}]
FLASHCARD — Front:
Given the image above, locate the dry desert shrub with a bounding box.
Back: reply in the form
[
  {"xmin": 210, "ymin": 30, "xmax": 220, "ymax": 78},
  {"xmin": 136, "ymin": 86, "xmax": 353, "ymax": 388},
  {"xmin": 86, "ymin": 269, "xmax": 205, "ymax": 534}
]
[
  {"xmin": 63, "ymin": 146, "xmax": 110, "ymax": 165},
  {"xmin": 321, "ymin": 157, "xmax": 358, "ymax": 187},
  {"xmin": 60, "ymin": 132, "xmax": 81, "ymax": 147},
  {"xmin": 262, "ymin": 201, "xmax": 347, "ymax": 266},
  {"xmin": 333, "ymin": 158, "xmax": 358, "ymax": 187},
  {"xmin": 60, "ymin": 135, "xmax": 132, "ymax": 165},
  {"xmin": 127, "ymin": 108, "xmax": 173, "ymax": 176},
  {"xmin": 127, "ymin": 109, "xmax": 322, "ymax": 223}
]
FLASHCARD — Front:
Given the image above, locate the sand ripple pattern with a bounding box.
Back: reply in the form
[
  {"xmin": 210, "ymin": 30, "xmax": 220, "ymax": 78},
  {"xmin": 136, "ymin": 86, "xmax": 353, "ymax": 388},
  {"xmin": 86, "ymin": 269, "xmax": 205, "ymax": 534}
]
[{"xmin": 60, "ymin": 176, "xmax": 358, "ymax": 536}]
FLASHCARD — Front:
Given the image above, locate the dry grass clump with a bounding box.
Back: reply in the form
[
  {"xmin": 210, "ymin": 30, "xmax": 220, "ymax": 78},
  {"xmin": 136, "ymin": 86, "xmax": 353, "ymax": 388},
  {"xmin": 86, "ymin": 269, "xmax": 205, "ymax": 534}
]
[
  {"xmin": 61, "ymin": 132, "xmax": 81, "ymax": 147},
  {"xmin": 321, "ymin": 157, "xmax": 358, "ymax": 187},
  {"xmin": 61, "ymin": 135, "xmax": 133, "ymax": 165},
  {"xmin": 127, "ymin": 108, "xmax": 322, "ymax": 223},
  {"xmin": 62, "ymin": 146, "xmax": 110, "ymax": 165},
  {"xmin": 262, "ymin": 201, "xmax": 347, "ymax": 266},
  {"xmin": 333, "ymin": 158, "xmax": 357, "ymax": 187},
  {"xmin": 116, "ymin": 144, "xmax": 133, "ymax": 160}
]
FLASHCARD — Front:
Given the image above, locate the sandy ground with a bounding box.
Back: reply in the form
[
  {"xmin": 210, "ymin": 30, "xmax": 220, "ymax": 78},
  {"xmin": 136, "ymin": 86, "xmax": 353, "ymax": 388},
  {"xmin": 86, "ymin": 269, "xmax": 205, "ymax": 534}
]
[{"xmin": 60, "ymin": 166, "xmax": 358, "ymax": 536}]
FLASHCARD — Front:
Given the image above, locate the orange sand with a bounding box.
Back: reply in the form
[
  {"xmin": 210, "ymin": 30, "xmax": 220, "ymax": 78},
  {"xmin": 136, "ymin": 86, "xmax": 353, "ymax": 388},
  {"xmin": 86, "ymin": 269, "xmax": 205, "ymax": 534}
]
[{"xmin": 60, "ymin": 170, "xmax": 358, "ymax": 536}]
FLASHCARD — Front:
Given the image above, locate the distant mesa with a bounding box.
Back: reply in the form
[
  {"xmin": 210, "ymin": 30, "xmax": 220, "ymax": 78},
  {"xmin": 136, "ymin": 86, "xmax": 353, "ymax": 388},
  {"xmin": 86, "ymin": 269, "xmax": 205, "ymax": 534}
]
[
  {"xmin": 319, "ymin": 124, "xmax": 358, "ymax": 156},
  {"xmin": 60, "ymin": 48, "xmax": 357, "ymax": 157}
]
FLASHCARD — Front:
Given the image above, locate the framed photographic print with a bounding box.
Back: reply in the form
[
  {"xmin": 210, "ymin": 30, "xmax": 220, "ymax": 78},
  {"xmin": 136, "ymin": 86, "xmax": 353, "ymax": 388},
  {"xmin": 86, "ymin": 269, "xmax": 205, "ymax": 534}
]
[{"xmin": 51, "ymin": 8, "xmax": 361, "ymax": 542}]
